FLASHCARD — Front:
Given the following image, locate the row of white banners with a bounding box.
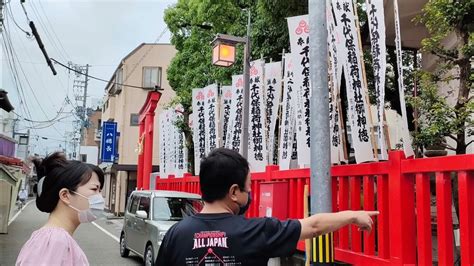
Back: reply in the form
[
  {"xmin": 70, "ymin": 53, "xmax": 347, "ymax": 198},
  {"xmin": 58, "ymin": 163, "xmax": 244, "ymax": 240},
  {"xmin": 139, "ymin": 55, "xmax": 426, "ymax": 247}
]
[{"xmin": 160, "ymin": 0, "xmax": 414, "ymax": 177}]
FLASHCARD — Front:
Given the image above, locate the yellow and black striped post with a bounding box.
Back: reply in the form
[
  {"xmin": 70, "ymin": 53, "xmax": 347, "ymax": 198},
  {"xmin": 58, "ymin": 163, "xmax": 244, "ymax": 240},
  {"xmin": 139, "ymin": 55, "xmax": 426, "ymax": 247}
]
[{"xmin": 311, "ymin": 233, "xmax": 334, "ymax": 265}]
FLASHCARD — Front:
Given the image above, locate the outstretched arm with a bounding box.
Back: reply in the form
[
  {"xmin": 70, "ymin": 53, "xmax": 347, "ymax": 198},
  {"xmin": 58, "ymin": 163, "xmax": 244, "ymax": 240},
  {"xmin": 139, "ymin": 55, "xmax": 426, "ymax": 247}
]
[{"xmin": 299, "ymin": 210, "xmax": 379, "ymax": 240}]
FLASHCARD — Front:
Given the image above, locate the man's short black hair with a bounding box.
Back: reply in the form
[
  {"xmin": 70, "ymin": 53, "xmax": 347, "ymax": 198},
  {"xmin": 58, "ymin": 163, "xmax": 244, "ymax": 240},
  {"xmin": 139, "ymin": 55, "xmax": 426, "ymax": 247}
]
[{"xmin": 199, "ymin": 148, "xmax": 250, "ymax": 202}]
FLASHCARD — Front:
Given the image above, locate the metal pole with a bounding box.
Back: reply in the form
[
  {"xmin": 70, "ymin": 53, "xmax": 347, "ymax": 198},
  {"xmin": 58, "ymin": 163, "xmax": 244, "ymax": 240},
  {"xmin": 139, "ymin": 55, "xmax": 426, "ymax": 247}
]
[
  {"xmin": 310, "ymin": 1, "xmax": 333, "ymax": 264},
  {"xmin": 309, "ymin": 0, "xmax": 330, "ymax": 214},
  {"xmin": 241, "ymin": 9, "xmax": 251, "ymax": 159}
]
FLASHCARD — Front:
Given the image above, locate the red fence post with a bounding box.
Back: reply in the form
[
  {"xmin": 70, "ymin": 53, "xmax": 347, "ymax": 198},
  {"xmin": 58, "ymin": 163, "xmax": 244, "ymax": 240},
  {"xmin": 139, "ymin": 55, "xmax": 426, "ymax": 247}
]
[
  {"xmin": 416, "ymin": 173, "xmax": 432, "ymax": 266},
  {"xmin": 388, "ymin": 151, "xmax": 416, "ymax": 265},
  {"xmin": 183, "ymin": 173, "xmax": 192, "ymax": 193},
  {"xmin": 458, "ymin": 171, "xmax": 474, "ymax": 265},
  {"xmin": 350, "ymin": 176, "xmax": 362, "ymax": 252},
  {"xmin": 436, "ymin": 172, "xmax": 454, "ymax": 265}
]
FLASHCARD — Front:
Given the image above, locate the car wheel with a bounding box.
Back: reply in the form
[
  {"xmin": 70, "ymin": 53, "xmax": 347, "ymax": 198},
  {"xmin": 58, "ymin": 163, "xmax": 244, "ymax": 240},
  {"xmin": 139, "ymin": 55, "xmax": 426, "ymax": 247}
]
[
  {"xmin": 120, "ymin": 232, "xmax": 130, "ymax": 257},
  {"xmin": 144, "ymin": 244, "xmax": 154, "ymax": 266}
]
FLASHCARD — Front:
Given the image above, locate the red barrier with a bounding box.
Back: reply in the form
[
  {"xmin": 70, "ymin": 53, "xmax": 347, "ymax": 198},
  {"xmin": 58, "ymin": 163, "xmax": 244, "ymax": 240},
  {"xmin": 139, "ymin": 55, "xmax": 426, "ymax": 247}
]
[{"xmin": 155, "ymin": 151, "xmax": 474, "ymax": 265}]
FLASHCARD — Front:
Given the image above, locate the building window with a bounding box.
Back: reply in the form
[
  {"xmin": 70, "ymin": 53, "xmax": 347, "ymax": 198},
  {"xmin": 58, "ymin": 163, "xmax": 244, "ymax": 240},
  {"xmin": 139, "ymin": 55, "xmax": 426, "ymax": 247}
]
[
  {"xmin": 19, "ymin": 136, "xmax": 28, "ymax": 145},
  {"xmin": 115, "ymin": 68, "xmax": 123, "ymax": 92},
  {"xmin": 81, "ymin": 154, "xmax": 87, "ymax": 162},
  {"xmin": 130, "ymin": 113, "xmax": 139, "ymax": 126},
  {"xmin": 142, "ymin": 67, "xmax": 162, "ymax": 89}
]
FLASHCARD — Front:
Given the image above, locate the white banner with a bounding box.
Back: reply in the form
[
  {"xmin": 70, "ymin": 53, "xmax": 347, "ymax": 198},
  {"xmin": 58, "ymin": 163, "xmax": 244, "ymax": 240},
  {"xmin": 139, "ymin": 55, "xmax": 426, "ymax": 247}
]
[
  {"xmin": 287, "ymin": 15, "xmax": 311, "ymax": 166},
  {"xmin": 166, "ymin": 110, "xmax": 176, "ymax": 177},
  {"xmin": 159, "ymin": 111, "xmax": 168, "ymax": 178},
  {"xmin": 226, "ymin": 75, "xmax": 244, "ymax": 152},
  {"xmin": 264, "ymin": 61, "xmax": 282, "ymax": 165},
  {"xmin": 220, "ymin": 85, "xmax": 233, "ymax": 147},
  {"xmin": 279, "ymin": 54, "xmax": 297, "ymax": 170},
  {"xmin": 192, "ymin": 88, "xmax": 206, "ymax": 174},
  {"xmin": 394, "ymin": 0, "xmax": 415, "ymax": 158},
  {"xmin": 174, "ymin": 105, "xmax": 187, "ymax": 178},
  {"xmin": 327, "ymin": 3, "xmax": 346, "ymax": 164},
  {"xmin": 367, "ymin": 0, "xmax": 388, "ymax": 160},
  {"xmin": 248, "ymin": 60, "xmax": 267, "ymax": 172},
  {"xmin": 204, "ymin": 84, "xmax": 219, "ymax": 154},
  {"xmin": 333, "ymin": 0, "xmax": 375, "ymax": 163}
]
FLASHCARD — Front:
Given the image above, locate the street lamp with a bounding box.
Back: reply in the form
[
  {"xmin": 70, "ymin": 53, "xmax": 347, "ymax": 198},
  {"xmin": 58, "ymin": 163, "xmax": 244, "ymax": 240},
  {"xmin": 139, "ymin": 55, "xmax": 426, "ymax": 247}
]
[{"xmin": 211, "ymin": 10, "xmax": 251, "ymax": 159}]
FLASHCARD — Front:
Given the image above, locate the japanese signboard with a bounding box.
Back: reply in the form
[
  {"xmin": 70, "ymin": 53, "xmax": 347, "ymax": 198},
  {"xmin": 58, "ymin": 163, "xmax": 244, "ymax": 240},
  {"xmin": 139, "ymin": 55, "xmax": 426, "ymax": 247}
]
[
  {"xmin": 287, "ymin": 15, "xmax": 311, "ymax": 166},
  {"xmin": 100, "ymin": 121, "xmax": 117, "ymax": 163},
  {"xmin": 264, "ymin": 61, "xmax": 282, "ymax": 165},
  {"xmin": 248, "ymin": 60, "xmax": 267, "ymax": 172}
]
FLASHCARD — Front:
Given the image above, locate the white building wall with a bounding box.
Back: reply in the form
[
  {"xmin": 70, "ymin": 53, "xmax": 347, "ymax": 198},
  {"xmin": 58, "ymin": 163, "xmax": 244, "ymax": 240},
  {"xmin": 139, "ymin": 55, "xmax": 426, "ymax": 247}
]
[{"xmin": 79, "ymin": 146, "xmax": 99, "ymax": 165}]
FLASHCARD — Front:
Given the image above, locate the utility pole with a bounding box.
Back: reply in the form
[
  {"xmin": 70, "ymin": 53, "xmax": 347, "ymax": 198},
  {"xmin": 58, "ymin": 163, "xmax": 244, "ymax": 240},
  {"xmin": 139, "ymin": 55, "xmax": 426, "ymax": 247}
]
[
  {"xmin": 68, "ymin": 62, "xmax": 89, "ymax": 159},
  {"xmin": 81, "ymin": 64, "xmax": 89, "ymax": 144},
  {"xmin": 309, "ymin": 0, "xmax": 333, "ymax": 265},
  {"xmin": 0, "ymin": 0, "xmax": 4, "ymax": 34}
]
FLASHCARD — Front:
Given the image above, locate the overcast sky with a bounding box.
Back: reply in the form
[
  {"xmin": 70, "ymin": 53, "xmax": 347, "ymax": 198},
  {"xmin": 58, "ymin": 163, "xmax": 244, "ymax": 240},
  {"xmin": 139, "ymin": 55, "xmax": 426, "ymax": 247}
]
[{"xmin": 2, "ymin": 0, "xmax": 176, "ymax": 155}]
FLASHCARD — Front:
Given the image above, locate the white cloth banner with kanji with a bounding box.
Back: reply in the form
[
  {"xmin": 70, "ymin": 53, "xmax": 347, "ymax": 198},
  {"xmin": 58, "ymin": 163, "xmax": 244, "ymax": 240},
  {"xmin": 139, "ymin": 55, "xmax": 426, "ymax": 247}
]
[
  {"xmin": 220, "ymin": 85, "xmax": 233, "ymax": 147},
  {"xmin": 192, "ymin": 88, "xmax": 206, "ymax": 174},
  {"xmin": 279, "ymin": 54, "xmax": 297, "ymax": 170},
  {"xmin": 367, "ymin": 0, "xmax": 388, "ymax": 160},
  {"xmin": 204, "ymin": 84, "xmax": 219, "ymax": 154},
  {"xmin": 264, "ymin": 61, "xmax": 282, "ymax": 165},
  {"xmin": 248, "ymin": 60, "xmax": 267, "ymax": 172},
  {"xmin": 159, "ymin": 111, "xmax": 168, "ymax": 178},
  {"xmin": 327, "ymin": 2, "xmax": 346, "ymax": 164},
  {"xmin": 332, "ymin": 0, "xmax": 375, "ymax": 163},
  {"xmin": 174, "ymin": 105, "xmax": 187, "ymax": 177},
  {"xmin": 225, "ymin": 75, "xmax": 244, "ymax": 153},
  {"xmin": 394, "ymin": 0, "xmax": 415, "ymax": 158},
  {"xmin": 287, "ymin": 15, "xmax": 311, "ymax": 167}
]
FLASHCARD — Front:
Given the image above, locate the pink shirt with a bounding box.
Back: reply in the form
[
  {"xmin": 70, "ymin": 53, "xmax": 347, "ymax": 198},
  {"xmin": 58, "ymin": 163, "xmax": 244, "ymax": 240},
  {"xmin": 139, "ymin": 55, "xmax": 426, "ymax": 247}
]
[{"xmin": 16, "ymin": 227, "xmax": 89, "ymax": 266}]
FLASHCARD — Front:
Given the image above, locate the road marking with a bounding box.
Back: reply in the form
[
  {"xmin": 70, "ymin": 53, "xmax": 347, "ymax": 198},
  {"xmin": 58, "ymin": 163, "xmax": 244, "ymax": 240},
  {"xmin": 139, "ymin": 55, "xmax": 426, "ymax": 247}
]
[
  {"xmin": 8, "ymin": 200, "xmax": 34, "ymax": 226},
  {"xmin": 92, "ymin": 221, "xmax": 120, "ymax": 243}
]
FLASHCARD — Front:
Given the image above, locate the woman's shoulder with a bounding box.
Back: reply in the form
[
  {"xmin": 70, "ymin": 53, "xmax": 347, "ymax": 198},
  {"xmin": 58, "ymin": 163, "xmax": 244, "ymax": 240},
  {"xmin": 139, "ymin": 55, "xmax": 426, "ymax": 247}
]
[{"xmin": 16, "ymin": 227, "xmax": 88, "ymax": 266}]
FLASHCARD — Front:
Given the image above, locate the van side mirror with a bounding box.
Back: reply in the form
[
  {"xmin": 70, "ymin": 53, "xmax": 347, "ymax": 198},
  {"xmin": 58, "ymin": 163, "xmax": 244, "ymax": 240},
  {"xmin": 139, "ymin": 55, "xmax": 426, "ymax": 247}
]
[{"xmin": 136, "ymin": 210, "xmax": 148, "ymax": 219}]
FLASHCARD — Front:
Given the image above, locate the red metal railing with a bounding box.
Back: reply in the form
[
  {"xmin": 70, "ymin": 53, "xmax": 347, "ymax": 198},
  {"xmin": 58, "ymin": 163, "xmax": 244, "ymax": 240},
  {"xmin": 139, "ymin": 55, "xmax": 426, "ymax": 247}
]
[{"xmin": 155, "ymin": 151, "xmax": 474, "ymax": 265}]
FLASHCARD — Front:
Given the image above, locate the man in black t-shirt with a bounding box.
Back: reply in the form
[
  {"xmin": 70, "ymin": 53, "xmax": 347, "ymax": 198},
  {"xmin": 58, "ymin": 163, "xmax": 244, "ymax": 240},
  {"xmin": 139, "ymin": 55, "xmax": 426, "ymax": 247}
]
[{"xmin": 156, "ymin": 148, "xmax": 378, "ymax": 266}]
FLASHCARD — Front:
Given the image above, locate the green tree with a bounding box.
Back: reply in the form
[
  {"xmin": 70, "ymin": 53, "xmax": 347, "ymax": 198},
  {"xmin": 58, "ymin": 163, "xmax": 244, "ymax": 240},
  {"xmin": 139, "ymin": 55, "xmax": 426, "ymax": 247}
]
[
  {"xmin": 164, "ymin": 0, "xmax": 307, "ymax": 173},
  {"xmin": 410, "ymin": 0, "xmax": 474, "ymax": 155}
]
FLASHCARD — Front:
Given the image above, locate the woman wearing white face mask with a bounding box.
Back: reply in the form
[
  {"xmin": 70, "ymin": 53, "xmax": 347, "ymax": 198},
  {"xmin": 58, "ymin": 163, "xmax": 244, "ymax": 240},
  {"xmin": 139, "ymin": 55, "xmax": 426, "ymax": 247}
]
[{"xmin": 16, "ymin": 152, "xmax": 105, "ymax": 266}]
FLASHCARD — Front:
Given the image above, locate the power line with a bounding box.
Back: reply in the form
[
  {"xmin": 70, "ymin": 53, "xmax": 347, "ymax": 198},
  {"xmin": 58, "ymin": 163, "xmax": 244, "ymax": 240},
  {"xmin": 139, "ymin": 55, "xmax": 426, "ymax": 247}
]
[
  {"xmin": 36, "ymin": 0, "xmax": 71, "ymax": 61},
  {"xmin": 5, "ymin": 1, "xmax": 31, "ymax": 37},
  {"xmin": 4, "ymin": 17, "xmax": 64, "ymax": 129},
  {"xmin": 51, "ymin": 58, "xmax": 162, "ymax": 90},
  {"xmin": 3, "ymin": 8, "xmax": 66, "ymax": 136},
  {"xmin": 29, "ymin": 0, "xmax": 69, "ymax": 62}
]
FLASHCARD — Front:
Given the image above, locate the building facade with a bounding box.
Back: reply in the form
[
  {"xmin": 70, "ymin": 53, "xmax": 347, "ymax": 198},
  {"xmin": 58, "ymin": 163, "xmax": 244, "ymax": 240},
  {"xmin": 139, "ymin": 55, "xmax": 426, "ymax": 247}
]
[
  {"xmin": 100, "ymin": 43, "xmax": 176, "ymax": 215},
  {"xmin": 79, "ymin": 108, "xmax": 102, "ymax": 165}
]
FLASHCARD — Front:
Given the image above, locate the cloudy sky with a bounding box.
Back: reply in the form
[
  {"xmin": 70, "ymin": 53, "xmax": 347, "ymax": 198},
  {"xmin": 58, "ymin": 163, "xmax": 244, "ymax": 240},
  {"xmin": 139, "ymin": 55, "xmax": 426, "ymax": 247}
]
[{"xmin": 2, "ymin": 0, "xmax": 176, "ymax": 155}]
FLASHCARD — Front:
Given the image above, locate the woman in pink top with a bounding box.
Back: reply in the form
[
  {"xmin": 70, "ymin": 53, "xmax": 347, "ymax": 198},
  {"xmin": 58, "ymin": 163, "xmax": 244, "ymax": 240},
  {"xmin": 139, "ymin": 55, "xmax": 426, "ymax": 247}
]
[{"xmin": 16, "ymin": 152, "xmax": 105, "ymax": 266}]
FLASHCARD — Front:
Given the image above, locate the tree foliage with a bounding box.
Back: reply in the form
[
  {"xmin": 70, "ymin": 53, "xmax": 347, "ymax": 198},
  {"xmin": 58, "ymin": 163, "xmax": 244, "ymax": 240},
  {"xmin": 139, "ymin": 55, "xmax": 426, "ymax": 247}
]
[{"xmin": 410, "ymin": 0, "xmax": 474, "ymax": 154}]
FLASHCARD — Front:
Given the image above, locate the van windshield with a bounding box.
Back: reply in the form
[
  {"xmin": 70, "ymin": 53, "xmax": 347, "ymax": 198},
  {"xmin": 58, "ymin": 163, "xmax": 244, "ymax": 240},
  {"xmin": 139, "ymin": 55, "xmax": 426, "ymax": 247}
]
[{"xmin": 153, "ymin": 197, "xmax": 203, "ymax": 221}]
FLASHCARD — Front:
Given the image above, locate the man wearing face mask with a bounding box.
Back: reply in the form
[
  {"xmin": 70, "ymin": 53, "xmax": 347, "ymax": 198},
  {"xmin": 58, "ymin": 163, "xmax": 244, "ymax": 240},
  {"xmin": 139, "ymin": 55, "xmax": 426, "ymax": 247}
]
[{"xmin": 156, "ymin": 148, "xmax": 378, "ymax": 265}]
